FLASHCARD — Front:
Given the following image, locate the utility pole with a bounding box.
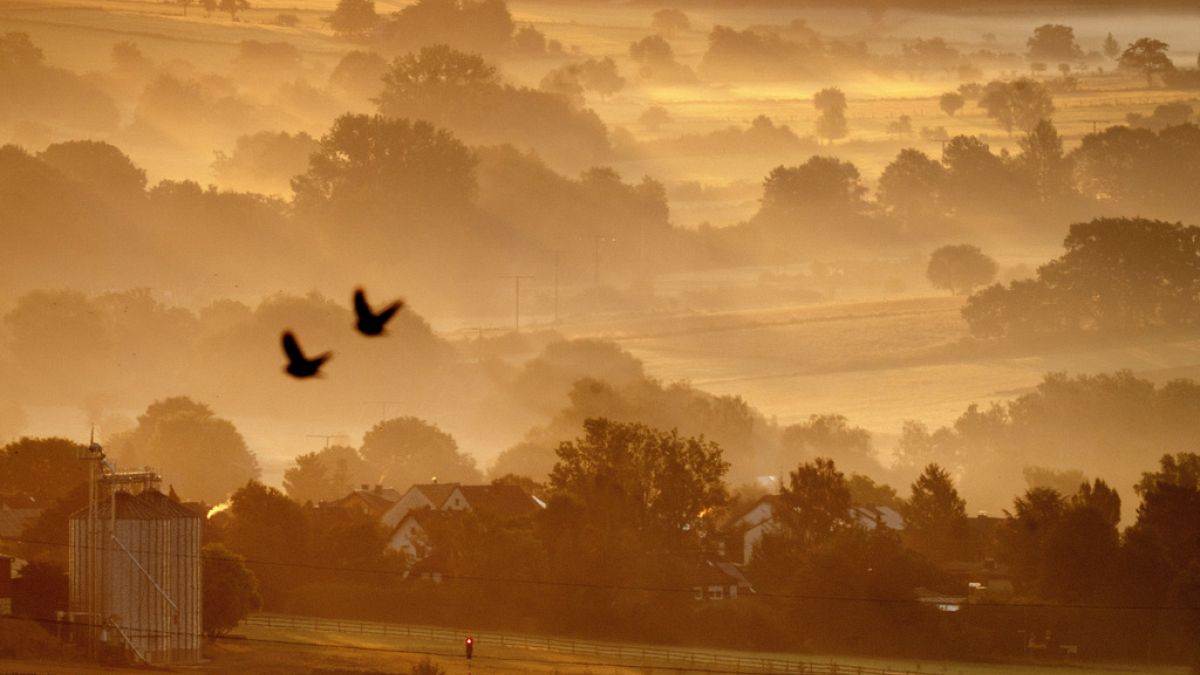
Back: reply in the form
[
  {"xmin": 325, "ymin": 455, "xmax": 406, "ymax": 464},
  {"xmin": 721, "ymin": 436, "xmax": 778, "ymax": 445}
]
[
  {"xmin": 306, "ymin": 434, "xmax": 346, "ymax": 449},
  {"xmin": 552, "ymin": 250, "xmax": 561, "ymax": 324},
  {"xmin": 592, "ymin": 236, "xmax": 616, "ymax": 287},
  {"xmin": 498, "ymin": 275, "xmax": 533, "ymax": 333}
]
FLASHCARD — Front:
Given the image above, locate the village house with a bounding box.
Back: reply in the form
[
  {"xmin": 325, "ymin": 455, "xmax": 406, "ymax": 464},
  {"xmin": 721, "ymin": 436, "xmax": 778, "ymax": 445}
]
[
  {"xmin": 326, "ymin": 484, "xmax": 403, "ymax": 519},
  {"xmin": 721, "ymin": 494, "xmax": 905, "ymax": 565},
  {"xmin": 386, "ymin": 483, "xmax": 543, "ymax": 560}
]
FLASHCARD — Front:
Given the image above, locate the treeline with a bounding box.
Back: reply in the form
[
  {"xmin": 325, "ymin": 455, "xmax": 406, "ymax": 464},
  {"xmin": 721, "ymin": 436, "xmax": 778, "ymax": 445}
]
[{"xmin": 964, "ymin": 217, "xmax": 1200, "ymax": 341}]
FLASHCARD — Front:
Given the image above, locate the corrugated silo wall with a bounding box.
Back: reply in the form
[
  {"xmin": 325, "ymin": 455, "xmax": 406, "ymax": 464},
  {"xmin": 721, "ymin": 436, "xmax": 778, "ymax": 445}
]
[{"xmin": 109, "ymin": 515, "xmax": 201, "ymax": 664}]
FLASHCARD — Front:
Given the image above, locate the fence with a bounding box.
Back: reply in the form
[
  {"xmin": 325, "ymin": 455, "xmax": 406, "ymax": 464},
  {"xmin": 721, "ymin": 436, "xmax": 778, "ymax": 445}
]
[{"xmin": 243, "ymin": 613, "xmax": 928, "ymax": 674}]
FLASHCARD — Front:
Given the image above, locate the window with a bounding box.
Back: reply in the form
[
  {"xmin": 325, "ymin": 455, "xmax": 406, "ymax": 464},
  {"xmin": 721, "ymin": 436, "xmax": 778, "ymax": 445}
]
[
  {"xmin": 708, "ymin": 585, "xmax": 724, "ymax": 600},
  {"xmin": 693, "ymin": 586, "xmax": 703, "ymax": 600}
]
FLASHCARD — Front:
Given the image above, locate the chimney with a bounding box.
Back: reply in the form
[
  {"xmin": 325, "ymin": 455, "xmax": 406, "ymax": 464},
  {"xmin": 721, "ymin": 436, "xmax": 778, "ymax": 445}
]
[{"xmin": 374, "ymin": 485, "xmax": 382, "ymax": 495}]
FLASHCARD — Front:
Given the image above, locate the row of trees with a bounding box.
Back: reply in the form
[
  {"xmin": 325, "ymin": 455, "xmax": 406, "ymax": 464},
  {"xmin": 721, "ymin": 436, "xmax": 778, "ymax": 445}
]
[{"xmin": 963, "ymin": 218, "xmax": 1200, "ymax": 339}]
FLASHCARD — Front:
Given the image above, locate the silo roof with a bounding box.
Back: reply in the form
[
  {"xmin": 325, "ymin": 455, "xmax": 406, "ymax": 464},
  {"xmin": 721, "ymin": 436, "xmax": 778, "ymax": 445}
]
[{"xmin": 70, "ymin": 489, "xmax": 202, "ymax": 521}]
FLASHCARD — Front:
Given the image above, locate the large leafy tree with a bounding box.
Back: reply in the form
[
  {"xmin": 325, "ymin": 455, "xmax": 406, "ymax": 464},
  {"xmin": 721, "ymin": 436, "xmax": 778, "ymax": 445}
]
[
  {"xmin": 780, "ymin": 415, "xmax": 879, "ymax": 476},
  {"xmin": 202, "ymin": 543, "xmax": 261, "ymax": 636},
  {"xmin": 1026, "ymin": 24, "xmax": 1082, "ymax": 63},
  {"xmin": 225, "ymin": 481, "xmax": 309, "ymax": 605},
  {"xmin": 549, "ymin": 417, "xmax": 729, "ymax": 549},
  {"xmin": 291, "ymin": 113, "xmax": 476, "ymax": 221},
  {"xmin": 1119, "ymin": 38, "xmax": 1173, "ymax": 87},
  {"xmin": 326, "ymin": 0, "xmax": 379, "ymax": 38},
  {"xmin": 109, "ymin": 397, "xmax": 259, "ymax": 503},
  {"xmin": 376, "ymin": 44, "xmax": 499, "ymax": 117},
  {"xmin": 877, "ymin": 148, "xmax": 946, "ymax": 223},
  {"xmin": 359, "ymin": 417, "xmax": 481, "ymax": 488},
  {"xmin": 777, "ymin": 457, "xmax": 852, "ymax": 546},
  {"xmin": 282, "ymin": 444, "xmax": 371, "ymax": 504},
  {"xmin": 926, "ymin": 244, "xmax": 997, "ymax": 296},
  {"xmin": 978, "ymin": 78, "xmax": 1054, "ymax": 135},
  {"xmin": 0, "ymin": 437, "xmax": 89, "ymax": 501}
]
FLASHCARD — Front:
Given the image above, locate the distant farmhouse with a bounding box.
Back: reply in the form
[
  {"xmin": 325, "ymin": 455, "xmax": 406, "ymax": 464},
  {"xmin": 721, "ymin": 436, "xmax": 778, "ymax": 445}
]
[
  {"xmin": 721, "ymin": 494, "xmax": 904, "ymax": 565},
  {"xmin": 381, "ymin": 483, "xmax": 543, "ymax": 560}
]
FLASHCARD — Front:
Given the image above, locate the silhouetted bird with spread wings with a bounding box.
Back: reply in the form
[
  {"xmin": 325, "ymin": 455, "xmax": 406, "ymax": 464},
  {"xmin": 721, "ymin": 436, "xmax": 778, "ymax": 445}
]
[
  {"xmin": 354, "ymin": 288, "xmax": 404, "ymax": 336},
  {"xmin": 281, "ymin": 331, "xmax": 331, "ymax": 378}
]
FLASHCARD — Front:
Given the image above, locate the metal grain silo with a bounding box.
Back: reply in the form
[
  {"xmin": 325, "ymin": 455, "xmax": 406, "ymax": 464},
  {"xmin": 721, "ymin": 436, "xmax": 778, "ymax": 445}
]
[{"xmin": 69, "ymin": 479, "xmax": 202, "ymax": 665}]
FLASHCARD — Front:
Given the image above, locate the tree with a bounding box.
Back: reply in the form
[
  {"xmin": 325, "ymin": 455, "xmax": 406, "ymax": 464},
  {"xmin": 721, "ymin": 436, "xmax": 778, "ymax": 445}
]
[
  {"xmin": 1103, "ymin": 33, "xmax": 1120, "ymax": 60},
  {"xmin": 777, "ymin": 457, "xmax": 852, "ymax": 545},
  {"xmin": 200, "ymin": 0, "xmax": 216, "ymax": 15},
  {"xmin": 283, "ymin": 444, "xmax": 370, "ymax": 503},
  {"xmin": 812, "ymin": 87, "xmax": 848, "ymax": 144},
  {"xmin": 378, "ymin": 44, "xmax": 498, "ymax": 114},
  {"xmin": 225, "ymin": 481, "xmax": 309, "ymax": 604},
  {"xmin": 37, "ymin": 140, "xmax": 147, "ymax": 201},
  {"xmin": 177, "ymin": 0, "xmax": 194, "ymax": 16},
  {"xmin": 291, "ymin": 113, "xmax": 477, "ymax": 219},
  {"xmin": 550, "ymin": 418, "xmax": 729, "ymax": 548},
  {"xmin": 979, "ymin": 78, "xmax": 1054, "ymax": 135},
  {"xmin": 781, "ymin": 414, "xmax": 879, "ymax": 475},
  {"xmin": 926, "ymin": 244, "xmax": 998, "ymax": 295},
  {"xmin": 326, "ymin": 0, "xmax": 378, "ymax": 38},
  {"xmin": 650, "ymin": 8, "xmax": 689, "ymax": 37},
  {"xmin": 218, "ymin": 0, "xmax": 249, "ymax": 21},
  {"xmin": 0, "ymin": 437, "xmax": 90, "ymax": 501},
  {"xmin": 1119, "ymin": 38, "xmax": 1173, "ymax": 87},
  {"xmin": 939, "ymin": 91, "xmax": 965, "ymax": 117},
  {"xmin": 201, "ymin": 543, "xmax": 261, "ymax": 636},
  {"xmin": 359, "ymin": 417, "xmax": 481, "ymax": 487},
  {"xmin": 877, "ymin": 148, "xmax": 946, "ymax": 222},
  {"xmin": 904, "ymin": 464, "xmax": 969, "ymax": 562},
  {"xmin": 0, "ymin": 31, "xmax": 44, "ymax": 70},
  {"xmin": 761, "ymin": 156, "xmax": 867, "ymax": 219},
  {"xmin": 109, "ymin": 397, "xmax": 260, "ymax": 503},
  {"xmin": 11, "ymin": 561, "xmax": 67, "ymax": 620},
  {"xmin": 328, "ymin": 50, "xmax": 389, "ymax": 99},
  {"xmin": 1016, "ymin": 119, "xmax": 1072, "ymax": 202},
  {"xmin": 1026, "ymin": 24, "xmax": 1082, "ymax": 63},
  {"xmin": 577, "ymin": 57, "xmax": 624, "ymax": 99}
]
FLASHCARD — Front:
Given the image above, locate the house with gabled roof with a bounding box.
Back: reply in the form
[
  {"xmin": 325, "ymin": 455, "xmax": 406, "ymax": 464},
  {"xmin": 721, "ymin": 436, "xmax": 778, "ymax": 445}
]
[
  {"xmin": 721, "ymin": 494, "xmax": 905, "ymax": 565},
  {"xmin": 381, "ymin": 483, "xmax": 459, "ymax": 528},
  {"xmin": 385, "ymin": 483, "xmax": 542, "ymax": 560},
  {"xmin": 327, "ymin": 484, "xmax": 403, "ymax": 519}
]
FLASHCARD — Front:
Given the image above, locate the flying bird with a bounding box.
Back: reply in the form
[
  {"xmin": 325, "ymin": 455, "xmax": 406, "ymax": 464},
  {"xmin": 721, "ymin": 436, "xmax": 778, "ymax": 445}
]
[
  {"xmin": 354, "ymin": 287, "xmax": 404, "ymax": 336},
  {"xmin": 281, "ymin": 331, "xmax": 331, "ymax": 379}
]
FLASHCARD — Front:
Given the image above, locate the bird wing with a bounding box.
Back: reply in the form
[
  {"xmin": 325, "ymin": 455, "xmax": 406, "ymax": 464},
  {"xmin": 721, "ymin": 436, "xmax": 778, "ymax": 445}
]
[
  {"xmin": 377, "ymin": 301, "xmax": 404, "ymax": 324},
  {"xmin": 354, "ymin": 288, "xmax": 372, "ymax": 319},
  {"xmin": 282, "ymin": 331, "xmax": 305, "ymax": 362}
]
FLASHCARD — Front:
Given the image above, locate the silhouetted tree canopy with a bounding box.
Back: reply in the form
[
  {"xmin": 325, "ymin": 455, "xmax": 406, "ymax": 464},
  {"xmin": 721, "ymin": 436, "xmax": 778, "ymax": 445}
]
[
  {"xmin": 925, "ymin": 244, "xmax": 997, "ymax": 295},
  {"xmin": 327, "ymin": 0, "xmax": 379, "ymax": 38},
  {"xmin": 0, "ymin": 437, "xmax": 89, "ymax": 502},
  {"xmin": 1119, "ymin": 38, "xmax": 1173, "ymax": 86},
  {"xmin": 360, "ymin": 416, "xmax": 481, "ymax": 487},
  {"xmin": 202, "ymin": 543, "xmax": 262, "ymax": 636},
  {"xmin": 549, "ymin": 417, "xmax": 729, "ymax": 549},
  {"xmin": 964, "ymin": 218, "xmax": 1200, "ymax": 338},
  {"xmin": 109, "ymin": 396, "xmax": 261, "ymax": 503},
  {"xmin": 978, "ymin": 78, "xmax": 1054, "ymax": 135}
]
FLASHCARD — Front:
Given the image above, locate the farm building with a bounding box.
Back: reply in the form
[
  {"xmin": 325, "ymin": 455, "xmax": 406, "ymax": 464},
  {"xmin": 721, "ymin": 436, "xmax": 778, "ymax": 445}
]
[{"xmin": 68, "ymin": 472, "xmax": 202, "ymax": 665}]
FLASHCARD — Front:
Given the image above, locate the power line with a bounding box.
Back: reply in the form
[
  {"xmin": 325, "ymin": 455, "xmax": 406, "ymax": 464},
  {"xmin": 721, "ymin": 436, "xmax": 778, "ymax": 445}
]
[{"xmin": 5, "ymin": 535, "xmax": 1198, "ymax": 613}]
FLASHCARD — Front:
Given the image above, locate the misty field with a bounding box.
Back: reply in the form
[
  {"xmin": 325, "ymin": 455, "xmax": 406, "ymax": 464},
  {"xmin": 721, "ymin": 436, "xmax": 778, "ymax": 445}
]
[{"xmin": 4, "ymin": 0, "xmax": 1200, "ymax": 222}]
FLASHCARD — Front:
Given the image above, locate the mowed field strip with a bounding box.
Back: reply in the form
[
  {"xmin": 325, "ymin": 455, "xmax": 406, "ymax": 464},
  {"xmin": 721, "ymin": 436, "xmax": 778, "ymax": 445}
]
[{"xmin": 560, "ymin": 296, "xmax": 1200, "ymax": 433}]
